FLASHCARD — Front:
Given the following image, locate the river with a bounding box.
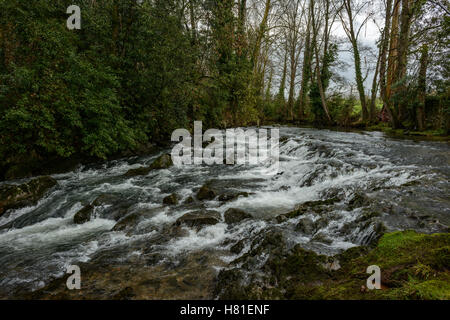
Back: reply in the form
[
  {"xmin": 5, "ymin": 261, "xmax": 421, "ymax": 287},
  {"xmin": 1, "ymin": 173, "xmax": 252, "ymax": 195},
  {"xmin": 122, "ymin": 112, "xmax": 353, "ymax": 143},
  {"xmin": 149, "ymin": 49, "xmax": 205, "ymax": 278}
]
[{"xmin": 0, "ymin": 127, "xmax": 448, "ymax": 299}]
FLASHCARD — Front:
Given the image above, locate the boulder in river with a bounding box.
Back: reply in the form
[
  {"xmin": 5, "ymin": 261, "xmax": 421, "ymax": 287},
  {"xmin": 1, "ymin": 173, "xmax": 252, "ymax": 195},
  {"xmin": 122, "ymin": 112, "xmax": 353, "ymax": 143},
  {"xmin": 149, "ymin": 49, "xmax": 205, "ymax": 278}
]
[
  {"xmin": 176, "ymin": 210, "xmax": 221, "ymax": 229},
  {"xmin": 183, "ymin": 196, "xmax": 195, "ymax": 204},
  {"xmin": 224, "ymin": 208, "xmax": 252, "ymax": 225},
  {"xmin": 218, "ymin": 192, "xmax": 250, "ymax": 203},
  {"xmin": 196, "ymin": 185, "xmax": 217, "ymax": 201},
  {"xmin": 0, "ymin": 176, "xmax": 57, "ymax": 217},
  {"xmin": 163, "ymin": 193, "xmax": 179, "ymax": 206},
  {"xmin": 149, "ymin": 154, "xmax": 173, "ymax": 170},
  {"xmin": 112, "ymin": 212, "xmax": 141, "ymax": 232},
  {"xmin": 124, "ymin": 154, "xmax": 173, "ymax": 177},
  {"xmin": 74, "ymin": 205, "xmax": 94, "ymax": 225}
]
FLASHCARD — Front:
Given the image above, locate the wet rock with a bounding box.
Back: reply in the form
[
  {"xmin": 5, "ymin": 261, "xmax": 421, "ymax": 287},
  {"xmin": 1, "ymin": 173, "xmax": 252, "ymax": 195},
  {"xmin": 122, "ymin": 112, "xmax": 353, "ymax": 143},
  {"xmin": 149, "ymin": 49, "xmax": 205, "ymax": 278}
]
[
  {"xmin": 295, "ymin": 218, "xmax": 316, "ymax": 234},
  {"xmin": 224, "ymin": 208, "xmax": 252, "ymax": 225},
  {"xmin": 149, "ymin": 154, "xmax": 173, "ymax": 170},
  {"xmin": 74, "ymin": 205, "xmax": 94, "ymax": 224},
  {"xmin": 311, "ymin": 232, "xmax": 333, "ymax": 245},
  {"xmin": 348, "ymin": 192, "xmax": 371, "ymax": 210},
  {"xmin": 92, "ymin": 194, "xmax": 118, "ymax": 207},
  {"xmin": 196, "ymin": 184, "xmax": 217, "ymax": 201},
  {"xmin": 230, "ymin": 240, "xmax": 245, "ymax": 255},
  {"xmin": 315, "ymin": 216, "xmax": 330, "ymax": 230},
  {"xmin": 276, "ymin": 215, "xmax": 289, "ymax": 224},
  {"xmin": 176, "ymin": 210, "xmax": 221, "ymax": 229},
  {"xmin": 112, "ymin": 212, "xmax": 140, "ymax": 232},
  {"xmin": 0, "ymin": 176, "xmax": 57, "ymax": 216},
  {"xmin": 124, "ymin": 166, "xmax": 152, "ymax": 177},
  {"xmin": 281, "ymin": 198, "xmax": 340, "ymax": 220},
  {"xmin": 124, "ymin": 154, "xmax": 173, "ymax": 177},
  {"xmin": 218, "ymin": 192, "xmax": 249, "ymax": 203},
  {"xmin": 183, "ymin": 196, "xmax": 195, "ymax": 204},
  {"xmin": 163, "ymin": 194, "xmax": 179, "ymax": 206}
]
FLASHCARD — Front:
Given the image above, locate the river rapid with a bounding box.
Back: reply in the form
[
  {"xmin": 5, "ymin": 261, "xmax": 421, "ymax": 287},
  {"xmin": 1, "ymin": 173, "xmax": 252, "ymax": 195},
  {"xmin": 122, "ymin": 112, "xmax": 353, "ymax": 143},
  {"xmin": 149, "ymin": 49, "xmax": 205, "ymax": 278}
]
[{"xmin": 0, "ymin": 127, "xmax": 448, "ymax": 299}]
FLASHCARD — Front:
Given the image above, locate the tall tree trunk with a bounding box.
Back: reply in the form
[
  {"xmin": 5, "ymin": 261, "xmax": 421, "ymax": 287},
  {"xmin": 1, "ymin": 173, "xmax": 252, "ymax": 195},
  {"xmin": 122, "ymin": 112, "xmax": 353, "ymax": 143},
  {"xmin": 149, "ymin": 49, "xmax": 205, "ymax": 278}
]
[
  {"xmin": 311, "ymin": 0, "xmax": 332, "ymax": 123},
  {"xmin": 385, "ymin": 0, "xmax": 401, "ymax": 128},
  {"xmin": 278, "ymin": 44, "xmax": 288, "ymax": 117},
  {"xmin": 287, "ymin": 44, "xmax": 298, "ymax": 121},
  {"xmin": 298, "ymin": 3, "xmax": 312, "ymax": 120},
  {"xmin": 394, "ymin": 0, "xmax": 413, "ymax": 123},
  {"xmin": 369, "ymin": 45, "xmax": 382, "ymax": 123},
  {"xmin": 417, "ymin": 44, "xmax": 428, "ymax": 131},
  {"xmin": 251, "ymin": 0, "xmax": 271, "ymax": 68},
  {"xmin": 189, "ymin": 0, "xmax": 197, "ymax": 43},
  {"xmin": 342, "ymin": 0, "xmax": 368, "ymax": 122}
]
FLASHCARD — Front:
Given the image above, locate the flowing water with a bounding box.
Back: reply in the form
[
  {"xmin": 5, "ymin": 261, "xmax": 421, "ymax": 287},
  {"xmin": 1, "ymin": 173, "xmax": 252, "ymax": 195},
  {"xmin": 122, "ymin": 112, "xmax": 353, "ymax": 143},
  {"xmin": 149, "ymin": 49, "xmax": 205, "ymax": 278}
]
[{"xmin": 0, "ymin": 127, "xmax": 448, "ymax": 298}]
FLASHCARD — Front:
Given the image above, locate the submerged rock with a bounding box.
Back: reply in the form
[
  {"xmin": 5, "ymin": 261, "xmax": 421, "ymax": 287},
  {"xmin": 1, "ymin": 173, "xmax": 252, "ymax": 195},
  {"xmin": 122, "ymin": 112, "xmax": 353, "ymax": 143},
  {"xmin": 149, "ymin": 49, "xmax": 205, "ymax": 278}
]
[
  {"xmin": 74, "ymin": 205, "xmax": 94, "ymax": 224},
  {"xmin": 176, "ymin": 210, "xmax": 221, "ymax": 229},
  {"xmin": 92, "ymin": 194, "xmax": 119, "ymax": 207},
  {"xmin": 295, "ymin": 218, "xmax": 316, "ymax": 234},
  {"xmin": 218, "ymin": 192, "xmax": 250, "ymax": 203},
  {"xmin": 224, "ymin": 208, "xmax": 252, "ymax": 225},
  {"xmin": 0, "ymin": 176, "xmax": 57, "ymax": 216},
  {"xmin": 230, "ymin": 240, "xmax": 245, "ymax": 255},
  {"xmin": 348, "ymin": 192, "xmax": 371, "ymax": 210},
  {"xmin": 311, "ymin": 232, "xmax": 333, "ymax": 245},
  {"xmin": 124, "ymin": 154, "xmax": 173, "ymax": 177},
  {"xmin": 163, "ymin": 194, "xmax": 179, "ymax": 206}
]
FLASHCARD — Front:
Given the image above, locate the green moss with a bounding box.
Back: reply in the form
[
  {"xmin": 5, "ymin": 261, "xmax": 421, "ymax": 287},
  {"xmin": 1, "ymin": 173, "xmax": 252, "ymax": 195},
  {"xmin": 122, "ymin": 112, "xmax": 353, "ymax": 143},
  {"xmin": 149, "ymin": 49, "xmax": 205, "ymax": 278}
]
[{"xmin": 215, "ymin": 231, "xmax": 450, "ymax": 300}]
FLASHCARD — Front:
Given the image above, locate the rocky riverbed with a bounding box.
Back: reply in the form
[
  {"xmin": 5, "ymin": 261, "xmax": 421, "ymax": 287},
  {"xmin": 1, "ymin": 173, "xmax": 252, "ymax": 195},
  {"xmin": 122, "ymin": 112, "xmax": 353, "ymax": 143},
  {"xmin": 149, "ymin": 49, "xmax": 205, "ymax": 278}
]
[{"xmin": 0, "ymin": 127, "xmax": 448, "ymax": 300}]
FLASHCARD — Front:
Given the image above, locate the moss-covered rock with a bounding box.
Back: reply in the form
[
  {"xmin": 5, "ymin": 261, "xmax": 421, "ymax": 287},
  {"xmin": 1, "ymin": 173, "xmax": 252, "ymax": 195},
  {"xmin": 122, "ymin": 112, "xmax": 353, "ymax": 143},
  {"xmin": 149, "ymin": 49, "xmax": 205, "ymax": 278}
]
[
  {"xmin": 0, "ymin": 176, "xmax": 57, "ymax": 216},
  {"xmin": 163, "ymin": 193, "xmax": 179, "ymax": 206},
  {"xmin": 149, "ymin": 154, "xmax": 173, "ymax": 170}
]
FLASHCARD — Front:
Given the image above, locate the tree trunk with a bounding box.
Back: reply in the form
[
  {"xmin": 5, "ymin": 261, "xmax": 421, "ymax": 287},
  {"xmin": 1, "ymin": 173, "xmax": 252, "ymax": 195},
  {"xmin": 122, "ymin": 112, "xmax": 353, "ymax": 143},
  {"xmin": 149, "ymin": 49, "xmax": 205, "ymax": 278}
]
[
  {"xmin": 342, "ymin": 0, "xmax": 368, "ymax": 122},
  {"xmin": 298, "ymin": 4, "xmax": 312, "ymax": 120},
  {"xmin": 311, "ymin": 0, "xmax": 332, "ymax": 123},
  {"xmin": 277, "ymin": 44, "xmax": 288, "ymax": 117},
  {"xmin": 385, "ymin": 0, "xmax": 401, "ymax": 128},
  {"xmin": 251, "ymin": 0, "xmax": 271, "ymax": 68},
  {"xmin": 394, "ymin": 0, "xmax": 413, "ymax": 123},
  {"xmin": 417, "ymin": 44, "xmax": 428, "ymax": 131}
]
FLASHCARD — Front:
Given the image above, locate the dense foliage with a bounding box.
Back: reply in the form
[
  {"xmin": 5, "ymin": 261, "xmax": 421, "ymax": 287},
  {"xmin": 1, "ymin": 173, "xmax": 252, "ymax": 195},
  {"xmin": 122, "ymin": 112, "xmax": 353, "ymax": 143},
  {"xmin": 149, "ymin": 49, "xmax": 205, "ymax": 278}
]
[{"xmin": 0, "ymin": 0, "xmax": 449, "ymax": 179}]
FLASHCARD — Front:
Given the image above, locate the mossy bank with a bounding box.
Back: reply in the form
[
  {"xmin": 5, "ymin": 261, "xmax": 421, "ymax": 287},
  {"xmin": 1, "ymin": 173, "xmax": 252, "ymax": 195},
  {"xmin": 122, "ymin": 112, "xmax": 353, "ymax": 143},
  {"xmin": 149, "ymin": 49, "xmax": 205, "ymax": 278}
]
[{"xmin": 216, "ymin": 231, "xmax": 450, "ymax": 300}]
